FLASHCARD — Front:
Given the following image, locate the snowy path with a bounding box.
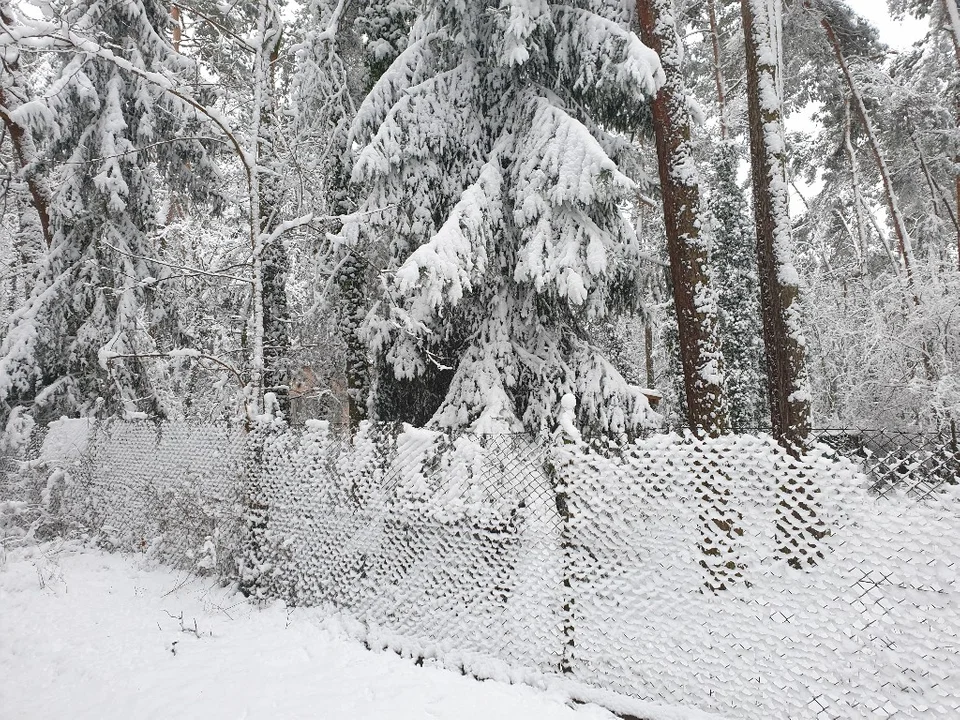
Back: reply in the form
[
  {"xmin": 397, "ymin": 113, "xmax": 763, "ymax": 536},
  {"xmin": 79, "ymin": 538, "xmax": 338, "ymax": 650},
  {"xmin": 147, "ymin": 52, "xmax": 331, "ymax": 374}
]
[{"xmin": 0, "ymin": 544, "xmax": 615, "ymax": 720}]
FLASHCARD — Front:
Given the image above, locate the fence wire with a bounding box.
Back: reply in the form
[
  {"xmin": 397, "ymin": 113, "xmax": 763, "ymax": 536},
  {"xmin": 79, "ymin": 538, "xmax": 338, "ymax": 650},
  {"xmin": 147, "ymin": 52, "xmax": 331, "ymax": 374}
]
[{"xmin": 2, "ymin": 419, "xmax": 958, "ymax": 719}]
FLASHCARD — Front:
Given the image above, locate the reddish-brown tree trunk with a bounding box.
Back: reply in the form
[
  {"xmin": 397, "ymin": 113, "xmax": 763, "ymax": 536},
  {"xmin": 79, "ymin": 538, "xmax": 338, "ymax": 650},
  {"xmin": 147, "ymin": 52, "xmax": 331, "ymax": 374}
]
[
  {"xmin": 943, "ymin": 0, "xmax": 960, "ymax": 270},
  {"xmin": 170, "ymin": 5, "xmax": 182, "ymax": 52},
  {"xmin": 636, "ymin": 0, "xmax": 729, "ymax": 436},
  {"xmin": 741, "ymin": 0, "xmax": 811, "ymax": 454}
]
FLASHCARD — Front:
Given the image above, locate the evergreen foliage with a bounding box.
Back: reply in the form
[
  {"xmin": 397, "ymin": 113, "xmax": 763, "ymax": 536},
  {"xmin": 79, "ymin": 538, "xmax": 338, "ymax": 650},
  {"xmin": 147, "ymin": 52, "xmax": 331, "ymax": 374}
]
[
  {"xmin": 343, "ymin": 0, "xmax": 665, "ymax": 435},
  {"xmin": 0, "ymin": 0, "xmax": 217, "ymax": 425},
  {"xmin": 707, "ymin": 142, "xmax": 768, "ymax": 427}
]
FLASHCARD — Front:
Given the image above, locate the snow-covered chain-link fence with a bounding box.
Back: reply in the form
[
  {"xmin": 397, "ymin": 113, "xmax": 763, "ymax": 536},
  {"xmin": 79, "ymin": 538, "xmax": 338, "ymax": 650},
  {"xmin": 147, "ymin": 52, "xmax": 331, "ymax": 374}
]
[{"xmin": 3, "ymin": 419, "xmax": 958, "ymax": 719}]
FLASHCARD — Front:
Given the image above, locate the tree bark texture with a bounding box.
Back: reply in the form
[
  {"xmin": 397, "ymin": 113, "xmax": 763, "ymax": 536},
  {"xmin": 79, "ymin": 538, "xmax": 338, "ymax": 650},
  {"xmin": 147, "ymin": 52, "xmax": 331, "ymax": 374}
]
[
  {"xmin": 255, "ymin": 2, "xmax": 292, "ymax": 418},
  {"xmin": 636, "ymin": 0, "xmax": 729, "ymax": 437},
  {"xmin": 170, "ymin": 5, "xmax": 182, "ymax": 52},
  {"xmin": 706, "ymin": 0, "xmax": 728, "ymax": 139},
  {"xmin": 942, "ymin": 0, "xmax": 960, "ymax": 270},
  {"xmin": 742, "ymin": 0, "xmax": 827, "ymax": 570},
  {"xmin": 741, "ymin": 0, "xmax": 812, "ymax": 454},
  {"xmin": 640, "ymin": 0, "xmax": 742, "ymax": 590}
]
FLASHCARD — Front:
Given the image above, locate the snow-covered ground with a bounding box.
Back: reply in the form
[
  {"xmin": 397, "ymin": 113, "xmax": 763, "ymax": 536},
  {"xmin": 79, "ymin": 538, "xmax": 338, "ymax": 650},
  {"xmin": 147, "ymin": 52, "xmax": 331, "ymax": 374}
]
[{"xmin": 0, "ymin": 543, "xmax": 616, "ymax": 720}]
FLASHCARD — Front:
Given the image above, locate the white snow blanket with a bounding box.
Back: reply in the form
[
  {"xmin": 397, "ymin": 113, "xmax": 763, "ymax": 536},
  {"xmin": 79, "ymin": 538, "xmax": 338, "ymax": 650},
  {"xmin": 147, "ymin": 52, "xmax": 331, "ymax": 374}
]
[{"xmin": 0, "ymin": 544, "xmax": 630, "ymax": 720}]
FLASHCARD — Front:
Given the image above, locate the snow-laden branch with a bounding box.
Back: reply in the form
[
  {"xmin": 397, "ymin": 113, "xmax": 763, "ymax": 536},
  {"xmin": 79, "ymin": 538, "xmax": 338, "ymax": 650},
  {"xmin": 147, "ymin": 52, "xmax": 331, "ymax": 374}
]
[
  {"xmin": 98, "ymin": 349, "xmax": 244, "ymax": 388},
  {"xmin": 0, "ymin": 18, "xmax": 254, "ymax": 191},
  {"xmin": 102, "ymin": 243, "xmax": 252, "ymax": 284}
]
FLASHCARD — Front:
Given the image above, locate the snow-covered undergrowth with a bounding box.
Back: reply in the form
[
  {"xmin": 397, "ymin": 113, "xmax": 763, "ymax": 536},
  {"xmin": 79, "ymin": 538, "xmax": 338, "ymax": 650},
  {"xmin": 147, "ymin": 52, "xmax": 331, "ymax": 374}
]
[
  {"xmin": 5, "ymin": 419, "xmax": 959, "ymax": 719},
  {"xmin": 0, "ymin": 542, "xmax": 632, "ymax": 720}
]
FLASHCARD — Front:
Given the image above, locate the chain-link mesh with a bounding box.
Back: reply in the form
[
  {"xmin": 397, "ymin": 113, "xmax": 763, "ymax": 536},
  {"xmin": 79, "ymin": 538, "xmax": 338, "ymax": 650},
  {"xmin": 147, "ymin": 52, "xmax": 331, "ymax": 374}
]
[
  {"xmin": 67, "ymin": 419, "xmax": 246, "ymax": 576},
  {"xmin": 243, "ymin": 423, "xmax": 566, "ymax": 672},
  {"xmin": 12, "ymin": 419, "xmax": 960, "ymax": 718},
  {"xmin": 559, "ymin": 431, "xmax": 958, "ymax": 718},
  {"xmin": 812, "ymin": 428, "xmax": 960, "ymax": 500},
  {"xmin": 1, "ymin": 422, "xmax": 67, "ymax": 543}
]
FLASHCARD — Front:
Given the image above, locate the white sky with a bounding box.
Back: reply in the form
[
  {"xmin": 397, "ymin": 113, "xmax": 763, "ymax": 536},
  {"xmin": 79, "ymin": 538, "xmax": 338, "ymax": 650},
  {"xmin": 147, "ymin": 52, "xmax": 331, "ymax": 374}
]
[{"xmin": 842, "ymin": 0, "xmax": 929, "ymax": 51}]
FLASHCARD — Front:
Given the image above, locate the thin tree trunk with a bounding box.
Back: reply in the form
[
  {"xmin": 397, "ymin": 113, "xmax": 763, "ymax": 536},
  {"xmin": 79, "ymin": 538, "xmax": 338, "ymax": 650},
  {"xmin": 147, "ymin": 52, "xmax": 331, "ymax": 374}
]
[
  {"xmin": 644, "ymin": 317, "xmax": 656, "ymax": 390},
  {"xmin": 247, "ymin": 0, "xmax": 290, "ymax": 420},
  {"xmin": 338, "ymin": 250, "xmax": 369, "ymax": 427},
  {"xmin": 330, "ymin": 0, "xmax": 370, "ymax": 430},
  {"xmin": 942, "ymin": 0, "xmax": 960, "ymax": 270},
  {"xmin": 170, "ymin": 5, "xmax": 182, "ymax": 52},
  {"xmin": 911, "ymin": 131, "xmax": 960, "ymax": 237},
  {"xmin": 247, "ymin": 0, "xmax": 280, "ymax": 420},
  {"xmin": 636, "ymin": 0, "xmax": 729, "ymax": 437},
  {"xmin": 260, "ymin": 22, "xmax": 291, "ymax": 420},
  {"xmin": 843, "ymin": 99, "xmax": 866, "ymax": 274},
  {"xmin": 0, "ymin": 1, "xmax": 52, "ymax": 249},
  {"xmin": 706, "ymin": 0, "xmax": 729, "ymax": 139},
  {"xmin": 860, "ymin": 194, "xmax": 902, "ymax": 276}
]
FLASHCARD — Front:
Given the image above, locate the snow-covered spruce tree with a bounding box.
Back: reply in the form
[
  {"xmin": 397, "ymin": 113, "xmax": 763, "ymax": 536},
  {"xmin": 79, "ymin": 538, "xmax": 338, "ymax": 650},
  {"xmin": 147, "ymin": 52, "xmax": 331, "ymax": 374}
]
[
  {"xmin": 344, "ymin": 1, "xmax": 665, "ymax": 435},
  {"xmin": 0, "ymin": 0, "xmax": 217, "ymax": 425},
  {"xmin": 707, "ymin": 142, "xmax": 768, "ymax": 428},
  {"xmin": 354, "ymin": 0, "xmax": 418, "ymax": 82}
]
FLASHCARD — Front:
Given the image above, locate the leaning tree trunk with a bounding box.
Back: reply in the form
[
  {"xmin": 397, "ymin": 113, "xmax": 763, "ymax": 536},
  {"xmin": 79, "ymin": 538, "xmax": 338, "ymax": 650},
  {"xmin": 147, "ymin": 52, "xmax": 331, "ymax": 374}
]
[
  {"xmin": 636, "ymin": 0, "xmax": 729, "ymax": 437},
  {"xmin": 818, "ymin": 11, "xmax": 919, "ymax": 295},
  {"xmin": 815, "ymin": 7, "xmax": 938, "ymax": 385}
]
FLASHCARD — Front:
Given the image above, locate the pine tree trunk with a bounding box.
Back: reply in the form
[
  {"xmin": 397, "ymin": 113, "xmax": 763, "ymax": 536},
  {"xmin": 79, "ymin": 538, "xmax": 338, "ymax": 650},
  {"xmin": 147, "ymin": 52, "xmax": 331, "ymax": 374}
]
[
  {"xmin": 338, "ymin": 250, "xmax": 369, "ymax": 427},
  {"xmin": 741, "ymin": 0, "xmax": 811, "ymax": 454},
  {"xmin": 639, "ymin": 0, "xmax": 743, "ymax": 591},
  {"xmin": 170, "ymin": 5, "xmax": 181, "ymax": 52},
  {"xmin": 644, "ymin": 317, "xmax": 656, "ymax": 390},
  {"xmin": 743, "ymin": 0, "xmax": 826, "ymax": 570},
  {"xmin": 636, "ymin": 0, "xmax": 729, "ymax": 437},
  {"xmin": 842, "ymin": 100, "xmax": 867, "ymax": 274},
  {"xmin": 942, "ymin": 0, "xmax": 960, "ymax": 271},
  {"xmin": 330, "ymin": 1, "xmax": 370, "ymax": 430},
  {"xmin": 706, "ymin": 0, "xmax": 728, "ymax": 140}
]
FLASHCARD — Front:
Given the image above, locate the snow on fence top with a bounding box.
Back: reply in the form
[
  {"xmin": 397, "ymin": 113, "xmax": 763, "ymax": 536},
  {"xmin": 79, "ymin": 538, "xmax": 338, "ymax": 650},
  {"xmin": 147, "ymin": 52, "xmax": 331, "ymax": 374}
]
[{"xmin": 26, "ymin": 419, "xmax": 960, "ymax": 719}]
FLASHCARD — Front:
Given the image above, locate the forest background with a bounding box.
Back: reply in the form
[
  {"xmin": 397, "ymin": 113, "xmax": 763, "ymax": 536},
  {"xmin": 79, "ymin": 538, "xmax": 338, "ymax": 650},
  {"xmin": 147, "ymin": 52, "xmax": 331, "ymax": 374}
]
[{"xmin": 0, "ymin": 0, "xmax": 957, "ymax": 449}]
